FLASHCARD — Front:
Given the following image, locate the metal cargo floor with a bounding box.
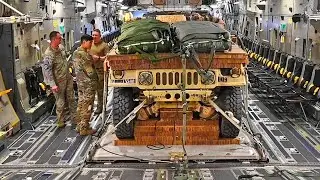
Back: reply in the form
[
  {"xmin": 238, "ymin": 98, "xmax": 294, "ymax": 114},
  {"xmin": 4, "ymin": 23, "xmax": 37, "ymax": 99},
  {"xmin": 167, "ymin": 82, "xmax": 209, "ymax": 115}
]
[{"xmin": 1, "ymin": 93, "xmax": 320, "ymax": 179}]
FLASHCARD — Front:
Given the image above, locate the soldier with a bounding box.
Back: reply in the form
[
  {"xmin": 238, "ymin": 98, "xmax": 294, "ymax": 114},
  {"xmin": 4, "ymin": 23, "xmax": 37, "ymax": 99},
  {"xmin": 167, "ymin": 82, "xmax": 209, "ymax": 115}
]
[
  {"xmin": 73, "ymin": 34, "xmax": 97, "ymax": 135},
  {"xmin": 90, "ymin": 29, "xmax": 110, "ymax": 114},
  {"xmin": 42, "ymin": 31, "xmax": 77, "ymax": 128}
]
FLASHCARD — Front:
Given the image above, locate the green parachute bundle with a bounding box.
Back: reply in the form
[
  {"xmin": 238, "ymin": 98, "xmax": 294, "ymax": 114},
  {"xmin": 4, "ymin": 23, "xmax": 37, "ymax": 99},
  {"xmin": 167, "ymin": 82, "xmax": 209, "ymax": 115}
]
[
  {"xmin": 172, "ymin": 21, "xmax": 232, "ymax": 53},
  {"xmin": 117, "ymin": 19, "xmax": 173, "ymax": 54}
]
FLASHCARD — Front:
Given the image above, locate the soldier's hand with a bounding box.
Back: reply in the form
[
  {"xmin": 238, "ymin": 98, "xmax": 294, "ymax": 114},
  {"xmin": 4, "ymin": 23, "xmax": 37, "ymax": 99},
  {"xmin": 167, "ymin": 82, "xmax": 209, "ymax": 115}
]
[
  {"xmin": 92, "ymin": 55, "xmax": 99, "ymax": 61},
  {"xmin": 52, "ymin": 85, "xmax": 59, "ymax": 93}
]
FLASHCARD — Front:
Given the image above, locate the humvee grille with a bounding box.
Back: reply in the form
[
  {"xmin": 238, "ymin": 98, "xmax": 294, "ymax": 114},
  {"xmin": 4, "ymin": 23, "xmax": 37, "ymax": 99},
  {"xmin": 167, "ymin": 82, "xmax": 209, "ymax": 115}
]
[{"xmin": 155, "ymin": 72, "xmax": 200, "ymax": 86}]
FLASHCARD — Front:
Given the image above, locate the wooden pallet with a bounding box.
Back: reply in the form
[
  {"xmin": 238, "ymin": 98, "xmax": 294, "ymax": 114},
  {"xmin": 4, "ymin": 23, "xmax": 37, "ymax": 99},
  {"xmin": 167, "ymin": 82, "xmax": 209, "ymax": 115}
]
[{"xmin": 114, "ymin": 110, "xmax": 240, "ymax": 146}]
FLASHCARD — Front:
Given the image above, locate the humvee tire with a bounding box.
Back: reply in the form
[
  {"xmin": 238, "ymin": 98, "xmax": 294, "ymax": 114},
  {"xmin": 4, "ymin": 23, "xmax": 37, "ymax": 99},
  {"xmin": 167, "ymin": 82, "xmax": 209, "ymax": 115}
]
[
  {"xmin": 216, "ymin": 87, "xmax": 242, "ymax": 138},
  {"xmin": 113, "ymin": 87, "xmax": 135, "ymax": 139}
]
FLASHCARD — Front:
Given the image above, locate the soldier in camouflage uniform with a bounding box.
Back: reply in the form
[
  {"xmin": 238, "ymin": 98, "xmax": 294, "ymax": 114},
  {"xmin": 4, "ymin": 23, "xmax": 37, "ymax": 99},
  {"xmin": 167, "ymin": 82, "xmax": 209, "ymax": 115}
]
[
  {"xmin": 90, "ymin": 29, "xmax": 110, "ymax": 114},
  {"xmin": 73, "ymin": 34, "xmax": 97, "ymax": 136},
  {"xmin": 42, "ymin": 31, "xmax": 77, "ymax": 128}
]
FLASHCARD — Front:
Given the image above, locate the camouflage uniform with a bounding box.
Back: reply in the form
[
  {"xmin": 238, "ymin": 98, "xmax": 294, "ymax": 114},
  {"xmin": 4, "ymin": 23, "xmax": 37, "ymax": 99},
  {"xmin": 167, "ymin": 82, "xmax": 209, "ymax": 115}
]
[
  {"xmin": 73, "ymin": 47, "xmax": 98, "ymax": 135},
  {"xmin": 90, "ymin": 41, "xmax": 109, "ymax": 113},
  {"xmin": 42, "ymin": 45, "xmax": 77, "ymax": 127}
]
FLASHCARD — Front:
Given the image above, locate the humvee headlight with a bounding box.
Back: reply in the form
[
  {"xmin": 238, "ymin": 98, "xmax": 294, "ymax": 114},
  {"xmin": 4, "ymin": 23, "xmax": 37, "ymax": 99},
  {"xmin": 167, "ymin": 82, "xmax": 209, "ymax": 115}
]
[
  {"xmin": 138, "ymin": 71, "xmax": 153, "ymax": 85},
  {"xmin": 113, "ymin": 70, "xmax": 124, "ymax": 79},
  {"xmin": 201, "ymin": 71, "xmax": 215, "ymax": 85},
  {"xmin": 230, "ymin": 67, "xmax": 241, "ymax": 78}
]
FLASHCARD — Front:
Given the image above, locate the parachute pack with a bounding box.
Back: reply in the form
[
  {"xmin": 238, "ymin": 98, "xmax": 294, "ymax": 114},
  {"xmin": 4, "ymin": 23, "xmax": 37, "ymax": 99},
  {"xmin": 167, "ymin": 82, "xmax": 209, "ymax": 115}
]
[{"xmin": 116, "ymin": 19, "xmax": 232, "ymax": 55}]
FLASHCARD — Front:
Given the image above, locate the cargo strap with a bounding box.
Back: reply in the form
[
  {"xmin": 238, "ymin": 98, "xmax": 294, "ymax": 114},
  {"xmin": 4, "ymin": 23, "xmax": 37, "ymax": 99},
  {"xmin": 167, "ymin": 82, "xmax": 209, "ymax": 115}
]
[
  {"xmin": 186, "ymin": 44, "xmax": 216, "ymax": 84},
  {"xmin": 132, "ymin": 45, "xmax": 181, "ymax": 63}
]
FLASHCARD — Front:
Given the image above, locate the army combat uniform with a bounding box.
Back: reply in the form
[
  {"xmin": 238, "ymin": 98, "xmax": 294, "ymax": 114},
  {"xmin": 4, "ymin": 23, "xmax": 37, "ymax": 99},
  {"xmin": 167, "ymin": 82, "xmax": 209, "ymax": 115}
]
[
  {"xmin": 73, "ymin": 47, "xmax": 98, "ymax": 135},
  {"xmin": 42, "ymin": 45, "xmax": 77, "ymax": 127},
  {"xmin": 90, "ymin": 41, "xmax": 109, "ymax": 114}
]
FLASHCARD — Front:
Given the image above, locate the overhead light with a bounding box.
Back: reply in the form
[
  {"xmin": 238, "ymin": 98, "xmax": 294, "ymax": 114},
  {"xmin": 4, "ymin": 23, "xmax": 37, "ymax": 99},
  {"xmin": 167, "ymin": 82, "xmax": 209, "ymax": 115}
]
[
  {"xmin": 210, "ymin": 4, "xmax": 218, "ymax": 9},
  {"xmin": 74, "ymin": 0, "xmax": 85, "ymax": 5},
  {"xmin": 234, "ymin": 2, "xmax": 240, "ymax": 4},
  {"xmin": 120, "ymin": 6, "xmax": 128, "ymax": 10},
  {"xmin": 51, "ymin": 0, "xmax": 63, "ymax": 4}
]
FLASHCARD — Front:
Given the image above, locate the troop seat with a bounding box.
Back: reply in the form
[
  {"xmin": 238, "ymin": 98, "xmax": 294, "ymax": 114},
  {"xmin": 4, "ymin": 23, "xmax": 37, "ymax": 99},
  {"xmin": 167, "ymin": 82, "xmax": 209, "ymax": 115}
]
[
  {"xmin": 307, "ymin": 68, "xmax": 320, "ymax": 97},
  {"xmin": 274, "ymin": 62, "xmax": 316, "ymax": 103},
  {"xmin": 252, "ymin": 51, "xmax": 282, "ymax": 79}
]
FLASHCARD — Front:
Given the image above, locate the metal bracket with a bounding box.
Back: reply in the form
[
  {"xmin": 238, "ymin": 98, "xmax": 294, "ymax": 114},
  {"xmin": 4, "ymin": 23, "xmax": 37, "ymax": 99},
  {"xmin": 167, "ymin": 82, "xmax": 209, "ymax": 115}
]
[
  {"xmin": 207, "ymin": 99, "xmax": 268, "ymax": 162},
  {"xmin": 97, "ymin": 99, "xmax": 147, "ymax": 147},
  {"xmin": 0, "ymin": 0, "xmax": 43, "ymax": 24},
  {"xmin": 109, "ymin": 99, "xmax": 146, "ymax": 133},
  {"xmin": 0, "ymin": 0, "xmax": 24, "ymax": 16},
  {"xmin": 207, "ymin": 100, "xmax": 243, "ymax": 132}
]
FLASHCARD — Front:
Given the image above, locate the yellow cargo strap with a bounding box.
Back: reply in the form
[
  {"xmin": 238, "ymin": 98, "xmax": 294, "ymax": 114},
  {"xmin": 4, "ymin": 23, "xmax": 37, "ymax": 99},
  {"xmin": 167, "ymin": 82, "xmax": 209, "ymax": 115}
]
[
  {"xmin": 267, "ymin": 61, "xmax": 272, "ymax": 67},
  {"xmin": 279, "ymin": 68, "xmax": 285, "ymax": 75},
  {"xmin": 282, "ymin": 70, "xmax": 287, "ymax": 77},
  {"xmin": 258, "ymin": 57, "xmax": 263, "ymax": 62},
  {"xmin": 314, "ymin": 87, "xmax": 319, "ymax": 95},
  {"xmin": 0, "ymin": 89, "xmax": 12, "ymax": 97},
  {"xmin": 39, "ymin": 82, "xmax": 46, "ymax": 91},
  {"xmin": 303, "ymin": 81, "xmax": 309, "ymax": 89},
  {"xmin": 274, "ymin": 64, "xmax": 279, "ymax": 70},
  {"xmin": 263, "ymin": 58, "xmax": 267, "ymax": 64},
  {"xmin": 250, "ymin": 53, "xmax": 254, "ymax": 58},
  {"xmin": 286, "ymin": 72, "xmax": 292, "ymax": 79},
  {"xmin": 69, "ymin": 67, "xmax": 73, "ymax": 73},
  {"xmin": 294, "ymin": 76, "xmax": 300, "ymax": 84}
]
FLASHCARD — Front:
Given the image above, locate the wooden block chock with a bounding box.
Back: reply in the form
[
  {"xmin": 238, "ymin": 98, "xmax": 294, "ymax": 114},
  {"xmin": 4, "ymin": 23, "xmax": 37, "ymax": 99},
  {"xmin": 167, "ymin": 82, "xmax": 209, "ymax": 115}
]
[{"xmin": 114, "ymin": 116, "xmax": 240, "ymax": 146}]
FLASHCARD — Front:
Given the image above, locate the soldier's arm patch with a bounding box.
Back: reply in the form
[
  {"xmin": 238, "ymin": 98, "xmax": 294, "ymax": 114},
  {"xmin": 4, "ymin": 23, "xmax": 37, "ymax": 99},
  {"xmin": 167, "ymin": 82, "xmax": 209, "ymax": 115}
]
[{"xmin": 42, "ymin": 55, "xmax": 56, "ymax": 87}]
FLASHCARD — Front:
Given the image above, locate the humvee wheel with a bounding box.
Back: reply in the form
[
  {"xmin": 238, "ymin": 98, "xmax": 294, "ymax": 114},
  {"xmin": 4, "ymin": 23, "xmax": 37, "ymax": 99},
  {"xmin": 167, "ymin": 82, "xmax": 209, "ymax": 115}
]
[
  {"xmin": 216, "ymin": 87, "xmax": 242, "ymax": 138},
  {"xmin": 113, "ymin": 87, "xmax": 135, "ymax": 139}
]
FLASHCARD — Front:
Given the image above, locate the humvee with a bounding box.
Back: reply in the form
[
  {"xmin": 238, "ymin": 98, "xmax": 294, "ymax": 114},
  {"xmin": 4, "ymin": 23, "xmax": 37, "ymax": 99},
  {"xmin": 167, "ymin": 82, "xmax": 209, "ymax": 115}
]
[{"xmin": 104, "ymin": 15, "xmax": 249, "ymax": 141}]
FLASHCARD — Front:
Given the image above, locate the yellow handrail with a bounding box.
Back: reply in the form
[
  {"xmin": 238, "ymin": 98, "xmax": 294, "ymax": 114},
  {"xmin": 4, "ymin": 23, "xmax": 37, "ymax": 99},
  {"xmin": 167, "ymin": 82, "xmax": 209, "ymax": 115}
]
[{"xmin": 0, "ymin": 89, "xmax": 12, "ymax": 97}]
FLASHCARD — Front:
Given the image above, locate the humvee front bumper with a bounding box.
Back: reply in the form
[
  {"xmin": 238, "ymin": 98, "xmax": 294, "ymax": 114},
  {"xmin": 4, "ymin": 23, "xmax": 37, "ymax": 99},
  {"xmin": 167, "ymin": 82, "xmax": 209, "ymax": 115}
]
[{"xmin": 108, "ymin": 69, "xmax": 246, "ymax": 89}]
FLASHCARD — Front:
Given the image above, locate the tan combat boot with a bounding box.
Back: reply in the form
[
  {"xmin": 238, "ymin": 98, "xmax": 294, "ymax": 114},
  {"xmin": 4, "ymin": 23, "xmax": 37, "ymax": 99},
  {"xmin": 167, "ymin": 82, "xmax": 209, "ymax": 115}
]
[
  {"xmin": 94, "ymin": 107, "xmax": 102, "ymax": 115},
  {"xmin": 56, "ymin": 121, "xmax": 66, "ymax": 128},
  {"xmin": 79, "ymin": 128, "xmax": 97, "ymax": 136}
]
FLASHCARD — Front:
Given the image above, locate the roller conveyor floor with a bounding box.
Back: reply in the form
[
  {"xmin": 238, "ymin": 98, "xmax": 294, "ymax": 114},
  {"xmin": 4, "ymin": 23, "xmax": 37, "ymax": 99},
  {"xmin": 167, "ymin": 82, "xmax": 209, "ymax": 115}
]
[{"xmin": 1, "ymin": 92, "xmax": 320, "ymax": 179}]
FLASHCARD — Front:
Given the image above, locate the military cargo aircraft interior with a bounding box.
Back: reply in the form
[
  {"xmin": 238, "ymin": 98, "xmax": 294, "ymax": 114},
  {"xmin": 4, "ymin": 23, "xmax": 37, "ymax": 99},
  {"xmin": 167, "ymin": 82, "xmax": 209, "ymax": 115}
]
[{"xmin": 1, "ymin": 0, "xmax": 320, "ymax": 179}]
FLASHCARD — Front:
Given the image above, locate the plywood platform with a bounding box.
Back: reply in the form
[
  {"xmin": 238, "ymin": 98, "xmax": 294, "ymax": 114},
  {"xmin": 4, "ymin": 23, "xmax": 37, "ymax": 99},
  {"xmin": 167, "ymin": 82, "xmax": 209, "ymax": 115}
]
[{"xmin": 114, "ymin": 119, "xmax": 240, "ymax": 146}]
